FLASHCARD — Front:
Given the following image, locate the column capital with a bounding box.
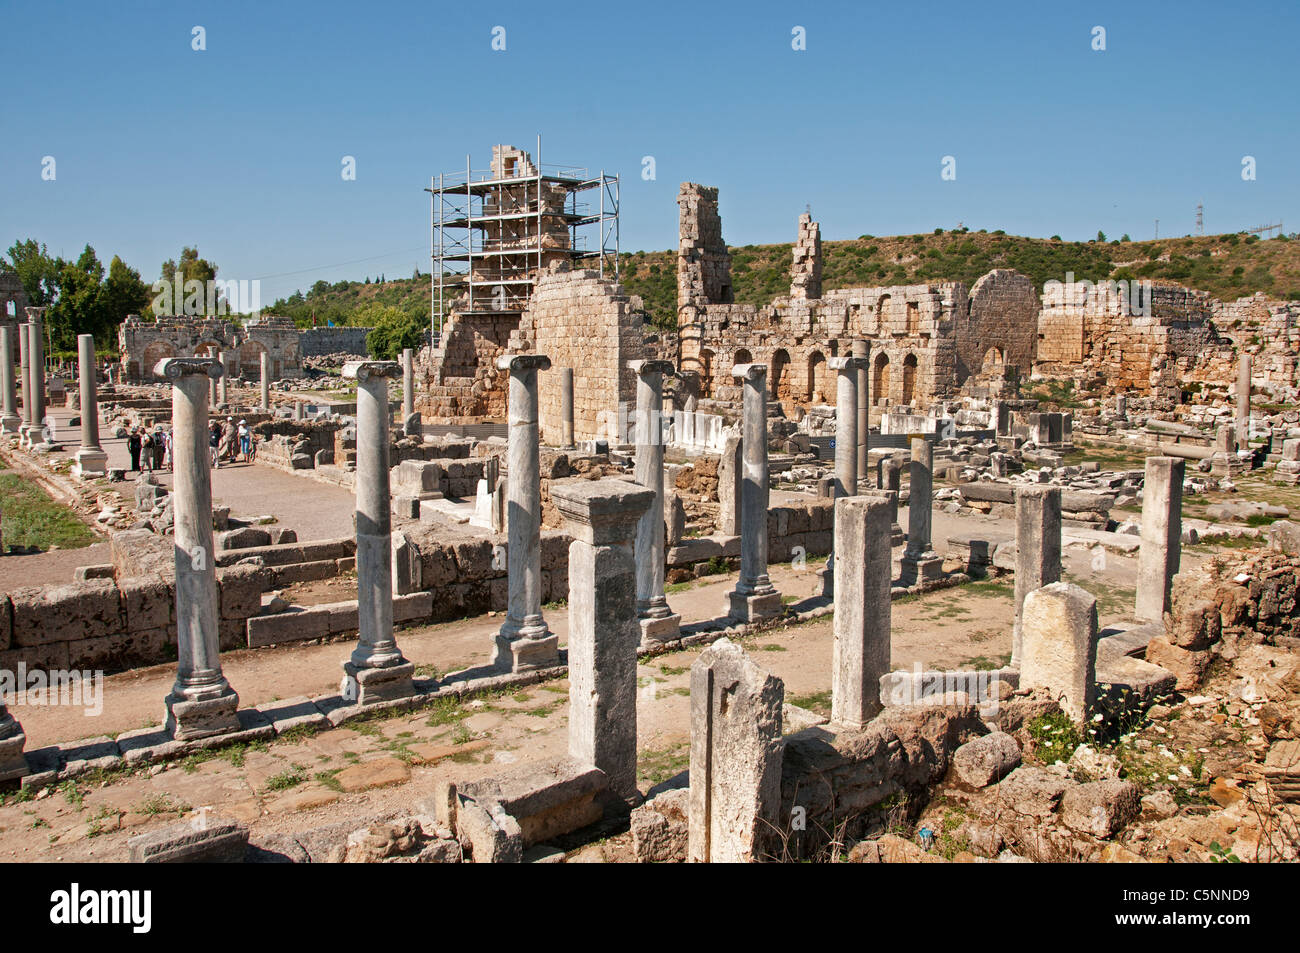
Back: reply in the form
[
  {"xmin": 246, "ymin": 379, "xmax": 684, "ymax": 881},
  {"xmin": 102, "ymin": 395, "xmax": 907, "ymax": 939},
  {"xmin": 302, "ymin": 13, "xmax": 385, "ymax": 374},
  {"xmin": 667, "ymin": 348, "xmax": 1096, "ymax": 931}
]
[
  {"xmin": 156, "ymin": 357, "xmax": 223, "ymax": 381},
  {"xmin": 628, "ymin": 359, "xmax": 674, "ymax": 377},
  {"xmin": 496, "ymin": 353, "xmax": 552, "ymax": 373},
  {"xmin": 23, "ymin": 306, "xmax": 46, "ymax": 324},
  {"xmin": 342, "ymin": 360, "xmax": 401, "ymax": 382},
  {"xmin": 731, "ymin": 362, "xmax": 767, "ymax": 381},
  {"xmin": 828, "ymin": 356, "xmax": 869, "ymax": 372},
  {"xmin": 550, "ymin": 478, "xmax": 654, "ymax": 545}
]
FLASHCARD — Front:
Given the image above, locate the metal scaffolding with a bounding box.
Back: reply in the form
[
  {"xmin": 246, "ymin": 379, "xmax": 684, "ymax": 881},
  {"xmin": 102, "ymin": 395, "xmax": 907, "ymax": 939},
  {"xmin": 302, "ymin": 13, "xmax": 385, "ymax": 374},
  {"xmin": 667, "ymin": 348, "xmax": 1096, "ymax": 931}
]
[{"xmin": 426, "ymin": 136, "xmax": 619, "ymax": 343}]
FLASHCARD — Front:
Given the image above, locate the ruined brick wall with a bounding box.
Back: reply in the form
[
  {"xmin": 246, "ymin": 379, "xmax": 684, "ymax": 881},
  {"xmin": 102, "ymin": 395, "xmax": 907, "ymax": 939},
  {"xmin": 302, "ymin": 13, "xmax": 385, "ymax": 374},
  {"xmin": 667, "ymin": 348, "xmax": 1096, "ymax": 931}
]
[
  {"xmin": 418, "ymin": 311, "xmax": 517, "ymax": 421},
  {"xmin": 678, "ymin": 184, "xmax": 733, "ymax": 307},
  {"xmin": 790, "ymin": 213, "xmax": 822, "ymax": 300},
  {"xmin": 958, "ymin": 269, "xmax": 1038, "ymax": 383},
  {"xmin": 0, "ymin": 272, "xmax": 29, "ymax": 341},
  {"xmin": 1210, "ymin": 294, "xmax": 1300, "ymax": 389},
  {"xmin": 511, "ymin": 265, "xmax": 649, "ymax": 445},
  {"xmin": 300, "ymin": 326, "xmax": 372, "ymax": 357}
]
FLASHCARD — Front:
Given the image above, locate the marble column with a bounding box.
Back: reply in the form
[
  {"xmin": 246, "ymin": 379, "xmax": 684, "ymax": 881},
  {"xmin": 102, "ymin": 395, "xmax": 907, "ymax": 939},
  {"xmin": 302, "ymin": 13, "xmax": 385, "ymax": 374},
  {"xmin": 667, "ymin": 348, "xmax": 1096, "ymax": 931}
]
[
  {"xmin": 900, "ymin": 436, "xmax": 942, "ymax": 585},
  {"xmin": 853, "ymin": 340, "xmax": 869, "ymax": 486},
  {"xmin": 16, "ymin": 321, "xmax": 31, "ymax": 441},
  {"xmin": 218, "ymin": 350, "xmax": 232, "ymax": 407},
  {"xmin": 1012, "ymin": 485, "xmax": 1062, "ymax": 666},
  {"xmin": 73, "ymin": 334, "xmax": 108, "ymax": 477},
  {"xmin": 552, "ymin": 478, "xmax": 655, "ymax": 808},
  {"xmin": 341, "ymin": 360, "xmax": 415, "ymax": 703},
  {"xmin": 727, "ymin": 363, "xmax": 782, "ymax": 622},
  {"xmin": 830, "ymin": 356, "xmax": 867, "ymax": 497},
  {"xmin": 630, "ymin": 359, "xmax": 680, "ymax": 645},
  {"xmin": 1136, "ymin": 456, "xmax": 1184, "ymax": 623},
  {"xmin": 560, "ymin": 367, "xmax": 575, "ymax": 448},
  {"xmin": 0, "ymin": 324, "xmax": 20, "ymax": 433},
  {"xmin": 494, "ymin": 353, "xmax": 559, "ymax": 671},
  {"xmin": 260, "ymin": 351, "xmax": 270, "ymax": 411},
  {"xmin": 1236, "ymin": 353, "xmax": 1251, "ymax": 449},
  {"xmin": 402, "ymin": 347, "xmax": 415, "ymax": 423},
  {"xmin": 24, "ymin": 309, "xmax": 47, "ymax": 446},
  {"xmin": 158, "ymin": 357, "xmax": 240, "ymax": 740},
  {"xmin": 831, "ymin": 496, "xmax": 892, "ymax": 728}
]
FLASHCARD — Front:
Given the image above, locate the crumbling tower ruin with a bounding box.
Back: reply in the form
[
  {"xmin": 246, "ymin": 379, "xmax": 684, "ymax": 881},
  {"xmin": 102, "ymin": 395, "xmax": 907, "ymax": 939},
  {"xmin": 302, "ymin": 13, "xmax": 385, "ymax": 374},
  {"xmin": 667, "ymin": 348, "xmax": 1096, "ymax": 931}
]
[{"xmin": 790, "ymin": 212, "xmax": 822, "ymax": 301}]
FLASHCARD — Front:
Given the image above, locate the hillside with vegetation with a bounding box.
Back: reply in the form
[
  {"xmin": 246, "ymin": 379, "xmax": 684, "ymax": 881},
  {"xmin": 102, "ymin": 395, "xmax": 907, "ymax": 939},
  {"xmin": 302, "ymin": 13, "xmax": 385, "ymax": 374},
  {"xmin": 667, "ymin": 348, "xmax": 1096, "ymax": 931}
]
[{"xmin": 268, "ymin": 230, "xmax": 1300, "ymax": 334}]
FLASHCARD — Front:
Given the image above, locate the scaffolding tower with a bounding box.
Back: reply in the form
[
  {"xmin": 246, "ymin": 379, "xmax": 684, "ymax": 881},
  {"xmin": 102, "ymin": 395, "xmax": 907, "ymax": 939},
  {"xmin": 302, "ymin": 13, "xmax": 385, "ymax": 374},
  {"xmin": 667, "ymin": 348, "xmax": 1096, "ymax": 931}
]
[{"xmin": 426, "ymin": 137, "xmax": 619, "ymax": 343}]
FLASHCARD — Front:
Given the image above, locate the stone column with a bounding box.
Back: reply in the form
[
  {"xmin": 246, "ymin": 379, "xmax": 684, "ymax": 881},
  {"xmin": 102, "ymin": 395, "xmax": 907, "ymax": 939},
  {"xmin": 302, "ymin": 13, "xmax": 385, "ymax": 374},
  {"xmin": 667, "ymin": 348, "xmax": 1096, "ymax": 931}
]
[
  {"xmin": 402, "ymin": 347, "xmax": 415, "ymax": 422},
  {"xmin": 218, "ymin": 350, "xmax": 232, "ymax": 407},
  {"xmin": 727, "ymin": 364, "xmax": 782, "ymax": 622},
  {"xmin": 1012, "ymin": 485, "xmax": 1062, "ymax": 666},
  {"xmin": 900, "ymin": 436, "xmax": 941, "ymax": 584},
  {"xmin": 494, "ymin": 353, "xmax": 559, "ymax": 671},
  {"xmin": 854, "ymin": 340, "xmax": 869, "ymax": 484},
  {"xmin": 25, "ymin": 309, "xmax": 47, "ymax": 446},
  {"xmin": 0, "ymin": 703, "xmax": 28, "ymax": 784},
  {"xmin": 560, "ymin": 366, "xmax": 575, "ymax": 448},
  {"xmin": 293, "ymin": 401, "xmax": 305, "ymax": 421},
  {"xmin": 1021, "ymin": 582, "xmax": 1098, "ymax": 724},
  {"xmin": 829, "ymin": 356, "xmax": 863, "ymax": 498},
  {"xmin": 552, "ymin": 478, "xmax": 655, "ymax": 807},
  {"xmin": 341, "ymin": 360, "xmax": 415, "ymax": 703},
  {"xmin": 881, "ymin": 455, "xmax": 905, "ymax": 544},
  {"xmin": 158, "ymin": 357, "xmax": 240, "ymax": 740},
  {"xmin": 1236, "ymin": 352, "xmax": 1251, "ymax": 449},
  {"xmin": 688, "ymin": 637, "xmax": 784, "ymax": 863},
  {"xmin": 831, "ymin": 496, "xmax": 892, "ymax": 728},
  {"xmin": 718, "ymin": 432, "xmax": 742, "ymax": 535},
  {"xmin": 1136, "ymin": 456, "xmax": 1184, "ymax": 622},
  {"xmin": 0, "ymin": 324, "xmax": 20, "ymax": 433},
  {"xmin": 16, "ymin": 322, "xmax": 31, "ymax": 440},
  {"xmin": 260, "ymin": 350, "xmax": 270, "ymax": 411},
  {"xmin": 73, "ymin": 334, "xmax": 108, "ymax": 478},
  {"xmin": 630, "ymin": 359, "xmax": 681, "ymax": 645}
]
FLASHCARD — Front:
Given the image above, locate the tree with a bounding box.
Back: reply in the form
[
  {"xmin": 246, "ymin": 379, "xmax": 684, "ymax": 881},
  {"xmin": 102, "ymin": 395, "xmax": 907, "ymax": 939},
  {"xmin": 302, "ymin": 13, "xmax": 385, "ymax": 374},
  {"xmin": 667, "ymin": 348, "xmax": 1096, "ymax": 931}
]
[
  {"xmin": 1097, "ymin": 230, "xmax": 1107, "ymax": 242},
  {"xmin": 47, "ymin": 245, "xmax": 109, "ymax": 351},
  {"xmin": 2, "ymin": 239, "xmax": 62, "ymax": 306},
  {"xmin": 358, "ymin": 303, "xmax": 425, "ymax": 360},
  {"xmin": 102, "ymin": 256, "xmax": 150, "ymax": 326},
  {"xmin": 1120, "ymin": 234, "xmax": 1131, "ymax": 243},
  {"xmin": 159, "ymin": 246, "xmax": 220, "ymax": 315}
]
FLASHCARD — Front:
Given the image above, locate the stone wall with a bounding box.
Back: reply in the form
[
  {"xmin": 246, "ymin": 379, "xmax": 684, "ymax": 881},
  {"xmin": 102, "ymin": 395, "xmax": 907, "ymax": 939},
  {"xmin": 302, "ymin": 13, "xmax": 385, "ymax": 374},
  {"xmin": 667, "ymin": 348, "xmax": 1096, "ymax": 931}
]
[
  {"xmin": 678, "ymin": 183, "xmax": 733, "ymax": 306},
  {"xmin": 118, "ymin": 314, "xmax": 304, "ymax": 383},
  {"xmin": 300, "ymin": 326, "xmax": 372, "ymax": 357},
  {"xmin": 509, "ymin": 264, "xmax": 650, "ymax": 445},
  {"xmin": 957, "ymin": 269, "xmax": 1039, "ymax": 383}
]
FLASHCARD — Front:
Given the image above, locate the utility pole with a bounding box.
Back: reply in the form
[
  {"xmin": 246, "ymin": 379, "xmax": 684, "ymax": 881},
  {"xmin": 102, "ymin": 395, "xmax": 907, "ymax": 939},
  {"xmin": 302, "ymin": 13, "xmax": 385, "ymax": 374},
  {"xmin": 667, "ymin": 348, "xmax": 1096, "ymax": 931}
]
[{"xmin": 1196, "ymin": 203, "xmax": 1204, "ymax": 236}]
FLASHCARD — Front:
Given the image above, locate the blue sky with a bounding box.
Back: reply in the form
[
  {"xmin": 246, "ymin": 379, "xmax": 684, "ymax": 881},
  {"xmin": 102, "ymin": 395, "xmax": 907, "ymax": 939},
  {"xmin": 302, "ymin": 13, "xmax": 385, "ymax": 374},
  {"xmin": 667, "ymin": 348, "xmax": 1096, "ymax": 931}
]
[{"xmin": 2, "ymin": 0, "xmax": 1296, "ymax": 304}]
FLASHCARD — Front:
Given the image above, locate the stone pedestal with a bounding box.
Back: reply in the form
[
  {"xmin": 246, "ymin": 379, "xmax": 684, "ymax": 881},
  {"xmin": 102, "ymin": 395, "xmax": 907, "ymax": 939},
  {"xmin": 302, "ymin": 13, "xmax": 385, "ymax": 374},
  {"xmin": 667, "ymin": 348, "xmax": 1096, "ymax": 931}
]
[
  {"xmin": 830, "ymin": 496, "xmax": 892, "ymax": 729},
  {"xmin": 1012, "ymin": 485, "xmax": 1062, "ymax": 666},
  {"xmin": 341, "ymin": 360, "xmax": 415, "ymax": 703},
  {"xmin": 552, "ymin": 478, "xmax": 655, "ymax": 808},
  {"xmin": 900, "ymin": 436, "xmax": 942, "ymax": 585},
  {"xmin": 727, "ymin": 364, "xmax": 782, "ymax": 622},
  {"xmin": 494, "ymin": 354, "xmax": 559, "ymax": 671},
  {"xmin": 0, "ymin": 707, "xmax": 29, "ymax": 784},
  {"xmin": 688, "ymin": 637, "xmax": 784, "ymax": 863},
  {"xmin": 73, "ymin": 334, "xmax": 108, "ymax": 478},
  {"xmin": 1136, "ymin": 456, "xmax": 1184, "ymax": 623},
  {"xmin": 630, "ymin": 360, "xmax": 680, "ymax": 645},
  {"xmin": 260, "ymin": 351, "xmax": 270, "ymax": 411},
  {"xmin": 0, "ymin": 325, "xmax": 20, "ymax": 434},
  {"xmin": 158, "ymin": 357, "xmax": 241, "ymax": 740},
  {"xmin": 1021, "ymin": 582, "xmax": 1099, "ymax": 724}
]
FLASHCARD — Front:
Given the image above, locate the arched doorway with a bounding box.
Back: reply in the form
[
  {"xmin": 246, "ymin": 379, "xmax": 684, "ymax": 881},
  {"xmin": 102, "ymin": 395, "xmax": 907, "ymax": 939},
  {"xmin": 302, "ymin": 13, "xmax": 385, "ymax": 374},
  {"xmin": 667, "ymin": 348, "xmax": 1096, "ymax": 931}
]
[
  {"xmin": 873, "ymin": 353, "xmax": 890, "ymax": 406},
  {"xmin": 902, "ymin": 353, "xmax": 918, "ymax": 405},
  {"xmin": 771, "ymin": 349, "xmax": 792, "ymax": 403},
  {"xmin": 696, "ymin": 348, "xmax": 715, "ymax": 399},
  {"xmin": 807, "ymin": 351, "xmax": 828, "ymax": 404},
  {"xmin": 981, "ymin": 347, "xmax": 1004, "ymax": 373},
  {"xmin": 875, "ymin": 295, "xmax": 891, "ymax": 336}
]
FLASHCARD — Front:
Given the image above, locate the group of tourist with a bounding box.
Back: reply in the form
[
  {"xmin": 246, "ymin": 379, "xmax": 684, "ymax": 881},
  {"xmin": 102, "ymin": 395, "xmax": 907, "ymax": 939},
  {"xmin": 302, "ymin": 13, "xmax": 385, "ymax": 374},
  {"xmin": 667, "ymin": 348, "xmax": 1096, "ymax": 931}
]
[
  {"xmin": 126, "ymin": 426, "xmax": 170, "ymax": 474},
  {"xmin": 207, "ymin": 417, "xmax": 256, "ymax": 468}
]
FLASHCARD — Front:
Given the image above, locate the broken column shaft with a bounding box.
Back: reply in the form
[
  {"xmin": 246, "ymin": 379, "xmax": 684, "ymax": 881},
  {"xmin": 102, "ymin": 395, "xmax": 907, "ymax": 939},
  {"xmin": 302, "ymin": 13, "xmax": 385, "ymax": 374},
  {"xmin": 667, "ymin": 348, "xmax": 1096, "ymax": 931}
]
[
  {"xmin": 831, "ymin": 496, "xmax": 892, "ymax": 728},
  {"xmin": 1135, "ymin": 456, "xmax": 1184, "ymax": 622},
  {"xmin": 1012, "ymin": 485, "xmax": 1062, "ymax": 666},
  {"xmin": 630, "ymin": 359, "xmax": 680, "ymax": 645}
]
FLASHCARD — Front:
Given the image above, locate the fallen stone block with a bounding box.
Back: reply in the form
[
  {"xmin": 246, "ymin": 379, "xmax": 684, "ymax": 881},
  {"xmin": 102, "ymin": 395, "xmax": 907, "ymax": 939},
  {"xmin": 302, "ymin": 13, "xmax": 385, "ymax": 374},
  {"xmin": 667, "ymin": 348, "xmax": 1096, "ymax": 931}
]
[
  {"xmin": 951, "ymin": 732, "xmax": 1022, "ymax": 788},
  {"xmin": 128, "ymin": 817, "xmax": 249, "ymax": 863}
]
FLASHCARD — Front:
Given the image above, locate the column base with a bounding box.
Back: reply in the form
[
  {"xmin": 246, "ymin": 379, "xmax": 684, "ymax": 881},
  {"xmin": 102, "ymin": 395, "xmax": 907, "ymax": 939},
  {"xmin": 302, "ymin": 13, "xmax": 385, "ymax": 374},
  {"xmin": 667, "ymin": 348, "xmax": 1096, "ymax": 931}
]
[
  {"xmin": 0, "ymin": 414, "xmax": 20, "ymax": 435},
  {"xmin": 638, "ymin": 612, "xmax": 682, "ymax": 647},
  {"xmin": 899, "ymin": 554, "xmax": 944, "ymax": 586},
  {"xmin": 727, "ymin": 588, "xmax": 784, "ymax": 623},
  {"xmin": 0, "ymin": 717, "xmax": 29, "ymax": 784},
  {"xmin": 493, "ymin": 631, "xmax": 561, "ymax": 673},
  {"xmin": 344, "ymin": 660, "xmax": 416, "ymax": 705},
  {"xmin": 890, "ymin": 525, "xmax": 906, "ymax": 547},
  {"xmin": 165, "ymin": 691, "xmax": 241, "ymax": 741},
  {"xmin": 73, "ymin": 448, "xmax": 109, "ymax": 478}
]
